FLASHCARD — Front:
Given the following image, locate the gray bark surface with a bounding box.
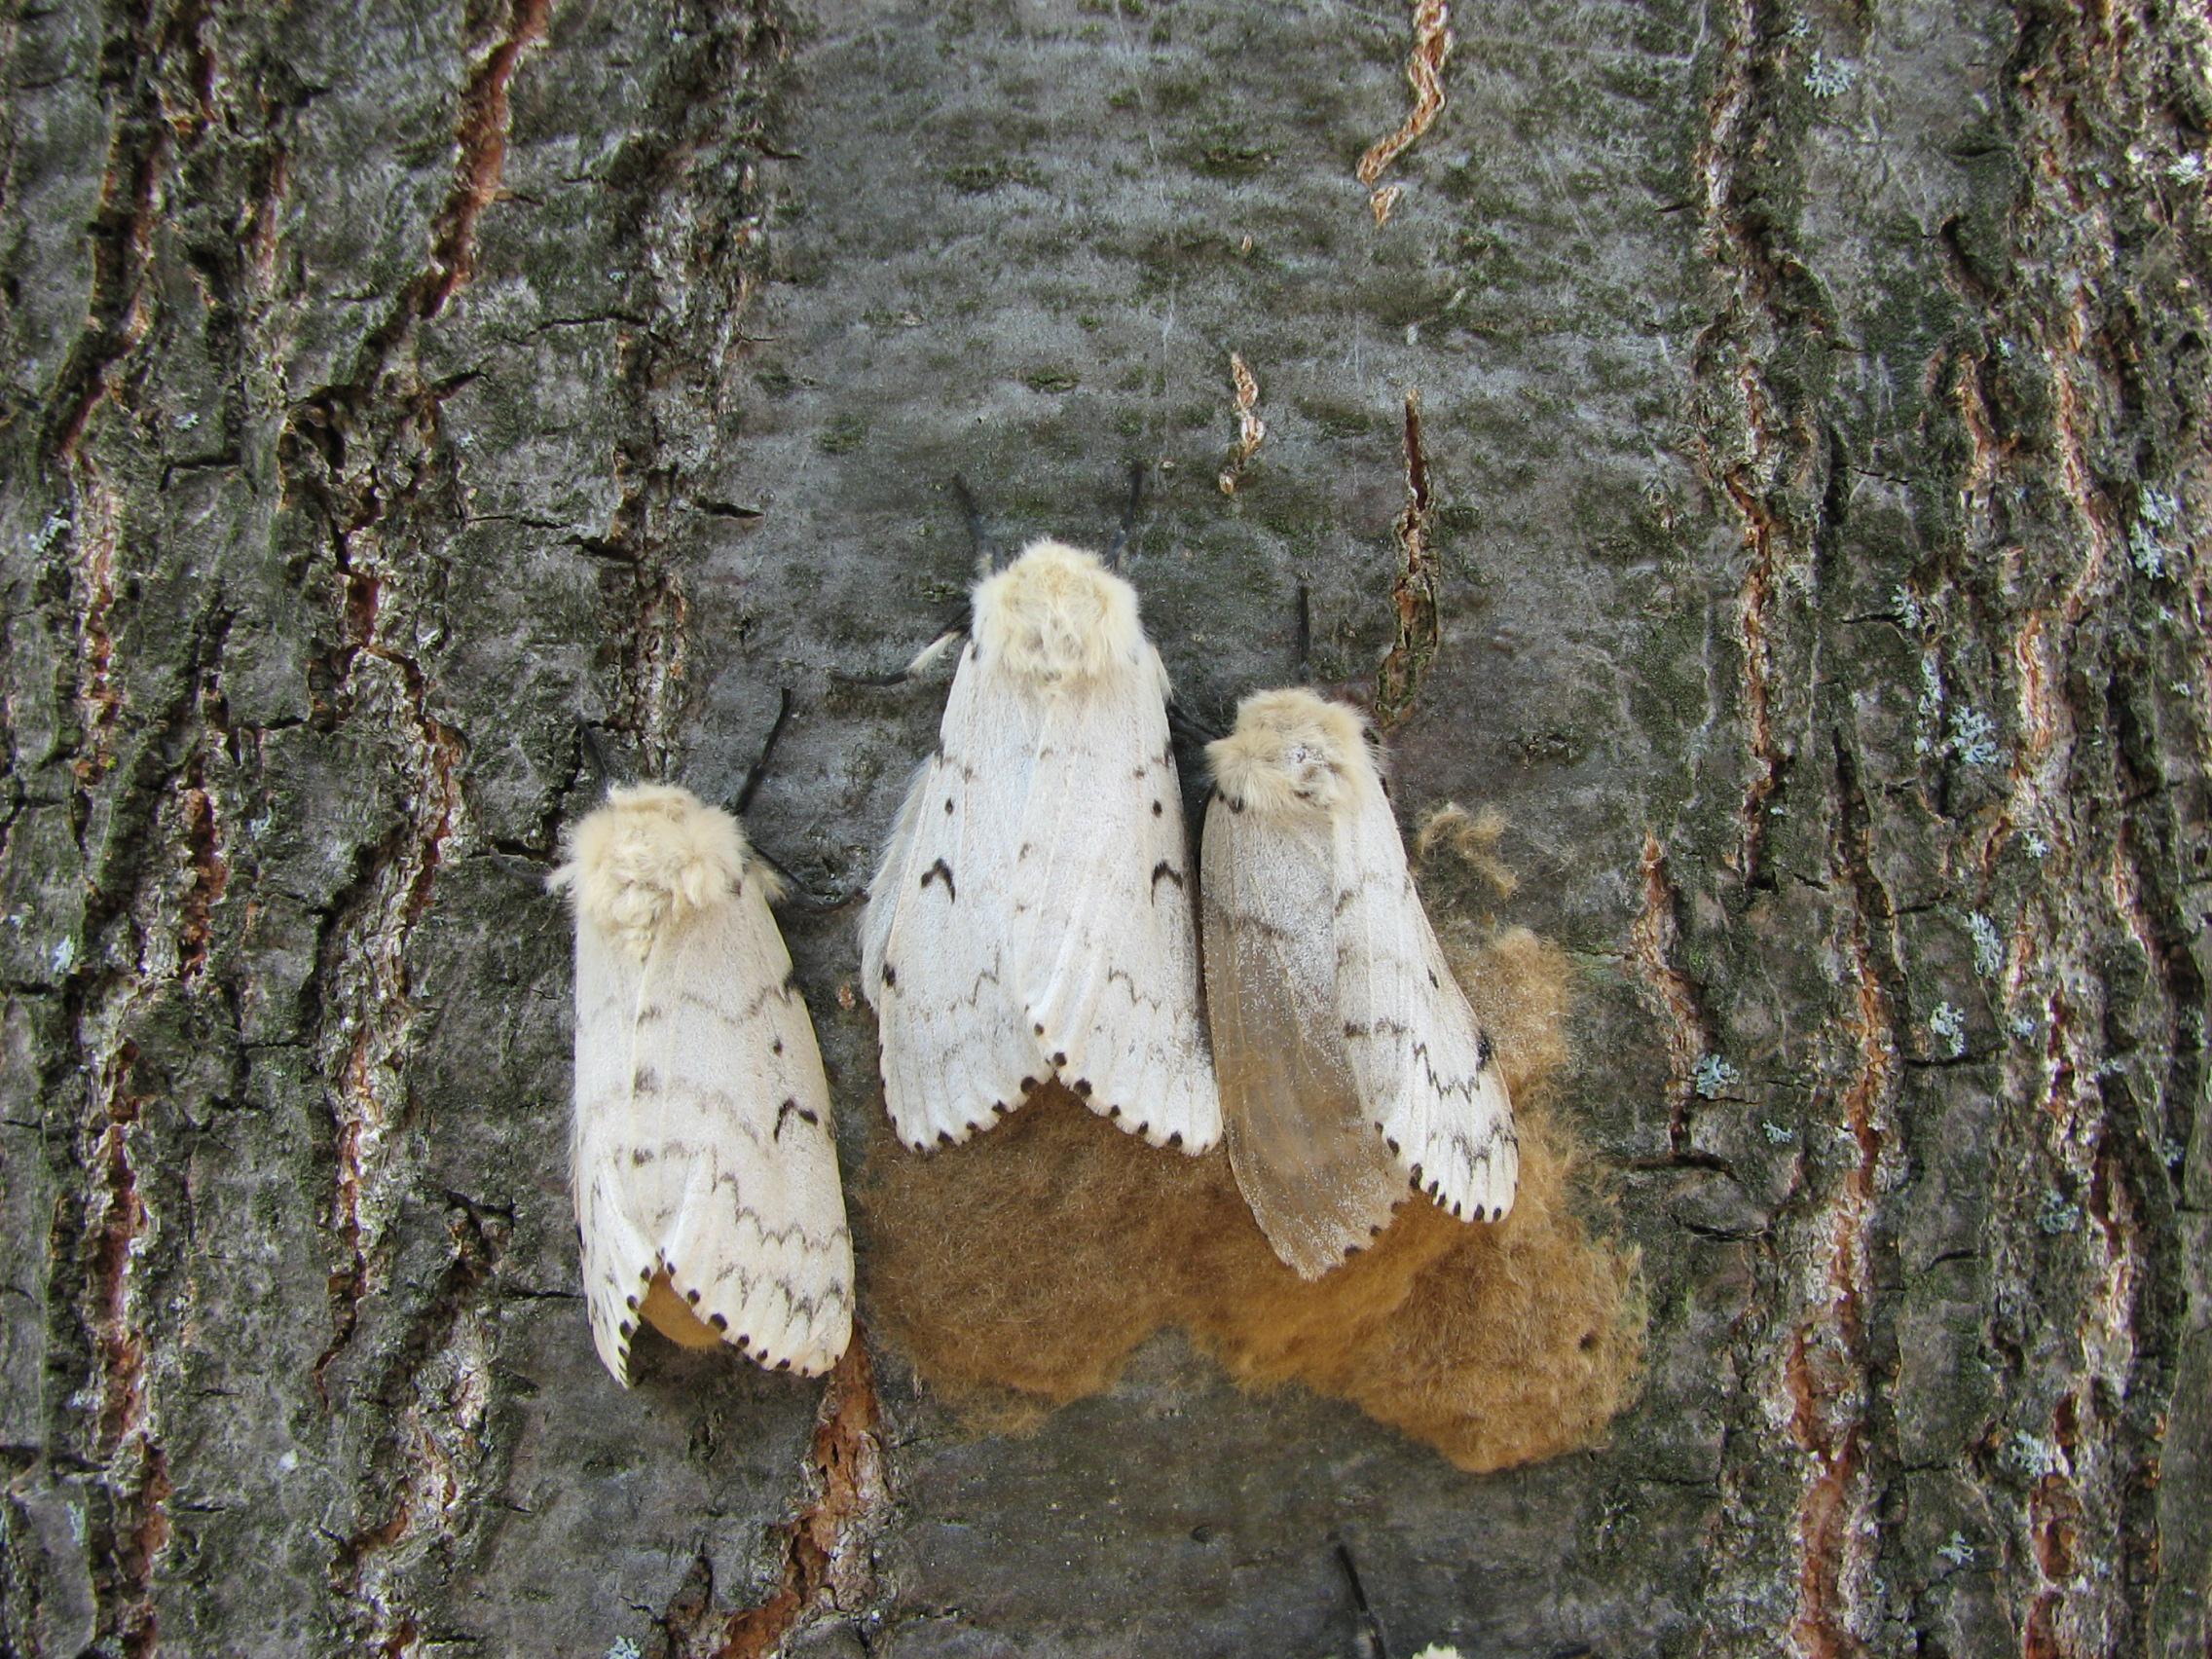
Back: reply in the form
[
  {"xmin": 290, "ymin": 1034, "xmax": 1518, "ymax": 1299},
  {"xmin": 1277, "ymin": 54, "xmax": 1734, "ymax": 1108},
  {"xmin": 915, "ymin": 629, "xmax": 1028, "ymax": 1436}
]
[{"xmin": 2, "ymin": 0, "xmax": 2206, "ymax": 1655}]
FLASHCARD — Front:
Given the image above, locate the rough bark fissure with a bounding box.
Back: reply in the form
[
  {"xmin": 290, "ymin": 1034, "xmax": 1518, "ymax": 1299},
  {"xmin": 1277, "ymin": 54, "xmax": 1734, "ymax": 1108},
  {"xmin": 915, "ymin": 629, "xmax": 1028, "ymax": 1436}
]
[
  {"xmin": 716, "ymin": 1339, "xmax": 887, "ymax": 1659},
  {"xmin": 1683, "ymin": 0, "xmax": 1839, "ymax": 894},
  {"xmin": 3, "ymin": 0, "xmax": 2207, "ymax": 1654},
  {"xmin": 1784, "ymin": 743, "xmax": 1901, "ymax": 1659},
  {"xmin": 424, "ymin": 0, "xmax": 554, "ymax": 319},
  {"xmin": 1373, "ymin": 387, "xmax": 1438, "ymax": 729}
]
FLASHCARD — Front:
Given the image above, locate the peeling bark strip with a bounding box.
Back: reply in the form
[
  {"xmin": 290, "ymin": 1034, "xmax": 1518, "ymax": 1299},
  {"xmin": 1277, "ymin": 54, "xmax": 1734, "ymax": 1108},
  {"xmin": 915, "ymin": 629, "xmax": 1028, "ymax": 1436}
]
[
  {"xmin": 1356, "ymin": 0, "xmax": 1453, "ymax": 214},
  {"xmin": 1723, "ymin": 469, "xmax": 1782, "ymax": 882},
  {"xmin": 1217, "ymin": 352, "xmax": 1266, "ymax": 496},
  {"xmin": 718, "ymin": 1340, "xmax": 888, "ymax": 1658},
  {"xmin": 87, "ymin": 1039, "xmax": 166, "ymax": 1659},
  {"xmin": 1374, "ymin": 388, "xmax": 1437, "ymax": 728},
  {"xmin": 1625, "ymin": 833, "xmax": 1709, "ymax": 1153}
]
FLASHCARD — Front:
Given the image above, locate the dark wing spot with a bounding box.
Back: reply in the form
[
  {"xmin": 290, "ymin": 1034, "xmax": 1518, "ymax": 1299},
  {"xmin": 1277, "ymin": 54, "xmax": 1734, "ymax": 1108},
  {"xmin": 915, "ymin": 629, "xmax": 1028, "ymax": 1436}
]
[
  {"xmin": 630, "ymin": 1147, "xmax": 653, "ymax": 1166},
  {"xmin": 1074, "ymin": 1079, "xmax": 1092, "ymax": 1097},
  {"xmin": 618, "ymin": 1319, "xmax": 635, "ymax": 1339},
  {"xmin": 1051, "ymin": 1051, "xmax": 1068, "ymax": 1067},
  {"xmin": 1427, "ymin": 969, "xmax": 1440, "ymax": 988},
  {"xmin": 686, "ymin": 1287, "xmax": 701, "ymax": 1304},
  {"xmin": 1477, "ymin": 1030, "xmax": 1496, "ymax": 1068},
  {"xmin": 991, "ymin": 1099, "xmax": 1011, "ymax": 1115},
  {"xmin": 1019, "ymin": 1076, "xmax": 1038, "ymax": 1094},
  {"xmin": 882, "ymin": 963, "xmax": 898, "ymax": 987},
  {"xmin": 944, "ymin": 797, "xmax": 956, "ymax": 814},
  {"xmin": 774, "ymin": 1097, "xmax": 803, "ymax": 1140},
  {"xmin": 937, "ymin": 1129, "xmax": 956, "ymax": 1147},
  {"xmin": 921, "ymin": 858, "xmax": 958, "ymax": 901},
  {"xmin": 782, "ymin": 966, "xmax": 800, "ymax": 993},
  {"xmin": 1166, "ymin": 1131, "xmax": 1184, "ymax": 1149},
  {"xmin": 710, "ymin": 1311, "xmax": 728, "ymax": 1332},
  {"xmin": 1150, "ymin": 861, "xmax": 1185, "ymax": 895},
  {"xmin": 1106, "ymin": 1104, "xmax": 1121, "ymax": 1120},
  {"xmin": 1152, "ymin": 800, "xmax": 1163, "ymax": 817},
  {"xmin": 633, "ymin": 1065, "xmax": 661, "ymax": 1095},
  {"xmin": 771, "ymin": 1037, "xmax": 784, "ymax": 1055}
]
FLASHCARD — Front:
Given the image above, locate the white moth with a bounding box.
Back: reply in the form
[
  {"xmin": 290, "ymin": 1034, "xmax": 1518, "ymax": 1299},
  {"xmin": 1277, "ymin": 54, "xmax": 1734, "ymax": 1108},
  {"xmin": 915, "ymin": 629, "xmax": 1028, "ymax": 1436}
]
[
  {"xmin": 863, "ymin": 537, "xmax": 1220, "ymax": 1153},
  {"xmin": 553, "ymin": 784, "xmax": 852, "ymax": 1382},
  {"xmin": 1200, "ymin": 688, "xmax": 1516, "ymax": 1278}
]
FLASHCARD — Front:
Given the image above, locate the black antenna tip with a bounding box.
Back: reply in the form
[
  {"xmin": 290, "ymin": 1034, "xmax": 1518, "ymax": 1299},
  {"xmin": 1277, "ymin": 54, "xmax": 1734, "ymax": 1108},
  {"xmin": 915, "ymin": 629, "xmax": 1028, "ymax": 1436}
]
[{"xmin": 578, "ymin": 723, "xmax": 615, "ymax": 788}]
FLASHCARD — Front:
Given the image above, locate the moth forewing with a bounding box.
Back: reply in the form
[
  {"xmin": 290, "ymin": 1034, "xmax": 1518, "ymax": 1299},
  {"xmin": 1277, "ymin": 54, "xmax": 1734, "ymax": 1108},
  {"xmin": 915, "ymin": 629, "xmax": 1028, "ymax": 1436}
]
[
  {"xmin": 1334, "ymin": 776, "xmax": 1519, "ymax": 1225},
  {"xmin": 556, "ymin": 784, "xmax": 854, "ymax": 1385},
  {"xmin": 1006, "ymin": 651, "xmax": 1217, "ymax": 1149},
  {"xmin": 863, "ymin": 643, "xmax": 1050, "ymax": 1150},
  {"xmin": 1201, "ymin": 801, "xmax": 1408, "ymax": 1278}
]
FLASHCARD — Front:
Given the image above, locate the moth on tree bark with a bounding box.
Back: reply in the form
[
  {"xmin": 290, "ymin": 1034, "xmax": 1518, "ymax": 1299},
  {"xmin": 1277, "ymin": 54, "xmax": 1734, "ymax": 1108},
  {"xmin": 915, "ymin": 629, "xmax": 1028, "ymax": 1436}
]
[{"xmin": 1, "ymin": 0, "xmax": 2203, "ymax": 1655}]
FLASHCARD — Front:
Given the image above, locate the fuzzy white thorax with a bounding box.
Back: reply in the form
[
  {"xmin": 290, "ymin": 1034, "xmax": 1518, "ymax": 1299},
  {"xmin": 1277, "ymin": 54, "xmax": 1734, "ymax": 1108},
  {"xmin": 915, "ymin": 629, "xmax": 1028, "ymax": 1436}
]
[
  {"xmin": 1207, "ymin": 687, "xmax": 1378, "ymax": 821},
  {"xmin": 972, "ymin": 538, "xmax": 1145, "ymax": 684},
  {"xmin": 551, "ymin": 783, "xmax": 776, "ymax": 959}
]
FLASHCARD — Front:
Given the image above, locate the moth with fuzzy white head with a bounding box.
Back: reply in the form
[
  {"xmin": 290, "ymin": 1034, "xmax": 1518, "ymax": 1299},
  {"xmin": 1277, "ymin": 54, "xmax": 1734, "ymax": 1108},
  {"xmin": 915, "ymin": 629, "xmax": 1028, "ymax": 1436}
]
[
  {"xmin": 863, "ymin": 529, "xmax": 1220, "ymax": 1153},
  {"xmin": 553, "ymin": 784, "xmax": 852, "ymax": 1382},
  {"xmin": 1201, "ymin": 688, "xmax": 1516, "ymax": 1278}
]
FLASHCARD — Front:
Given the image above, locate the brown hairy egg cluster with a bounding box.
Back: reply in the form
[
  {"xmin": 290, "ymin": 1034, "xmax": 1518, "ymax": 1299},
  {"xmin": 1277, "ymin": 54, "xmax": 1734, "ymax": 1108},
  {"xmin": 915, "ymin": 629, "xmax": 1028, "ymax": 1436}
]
[{"xmin": 863, "ymin": 898, "xmax": 1644, "ymax": 1471}]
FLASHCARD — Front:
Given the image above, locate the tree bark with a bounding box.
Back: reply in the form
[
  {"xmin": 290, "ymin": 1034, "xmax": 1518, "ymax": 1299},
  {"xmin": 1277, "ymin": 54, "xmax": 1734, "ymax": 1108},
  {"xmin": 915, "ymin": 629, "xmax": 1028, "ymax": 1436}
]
[{"xmin": 2, "ymin": 0, "xmax": 2205, "ymax": 1655}]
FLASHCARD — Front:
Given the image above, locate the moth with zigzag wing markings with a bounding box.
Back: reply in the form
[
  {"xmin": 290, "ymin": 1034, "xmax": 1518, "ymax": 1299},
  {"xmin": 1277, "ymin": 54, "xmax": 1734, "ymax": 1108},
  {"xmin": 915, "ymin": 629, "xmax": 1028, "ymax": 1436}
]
[
  {"xmin": 1200, "ymin": 687, "xmax": 1517, "ymax": 1279},
  {"xmin": 860, "ymin": 469, "xmax": 1220, "ymax": 1156},
  {"xmin": 552, "ymin": 706, "xmax": 852, "ymax": 1384}
]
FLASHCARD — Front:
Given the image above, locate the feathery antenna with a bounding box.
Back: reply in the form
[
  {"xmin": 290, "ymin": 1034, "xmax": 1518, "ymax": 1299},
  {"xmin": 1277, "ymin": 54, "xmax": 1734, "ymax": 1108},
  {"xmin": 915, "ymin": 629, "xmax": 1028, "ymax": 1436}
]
[
  {"xmin": 1106, "ymin": 459, "xmax": 1145, "ymax": 570},
  {"xmin": 1333, "ymin": 1534, "xmax": 1392, "ymax": 1659},
  {"xmin": 952, "ymin": 472, "xmax": 999, "ymax": 575},
  {"xmin": 578, "ymin": 723, "xmax": 615, "ymax": 787},
  {"xmin": 734, "ymin": 687, "xmax": 794, "ymax": 817}
]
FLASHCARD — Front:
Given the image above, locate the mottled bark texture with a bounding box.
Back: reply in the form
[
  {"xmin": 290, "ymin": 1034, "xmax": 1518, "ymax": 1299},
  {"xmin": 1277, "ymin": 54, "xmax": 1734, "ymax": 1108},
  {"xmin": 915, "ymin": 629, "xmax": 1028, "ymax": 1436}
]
[{"xmin": 0, "ymin": 0, "xmax": 2206, "ymax": 1655}]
